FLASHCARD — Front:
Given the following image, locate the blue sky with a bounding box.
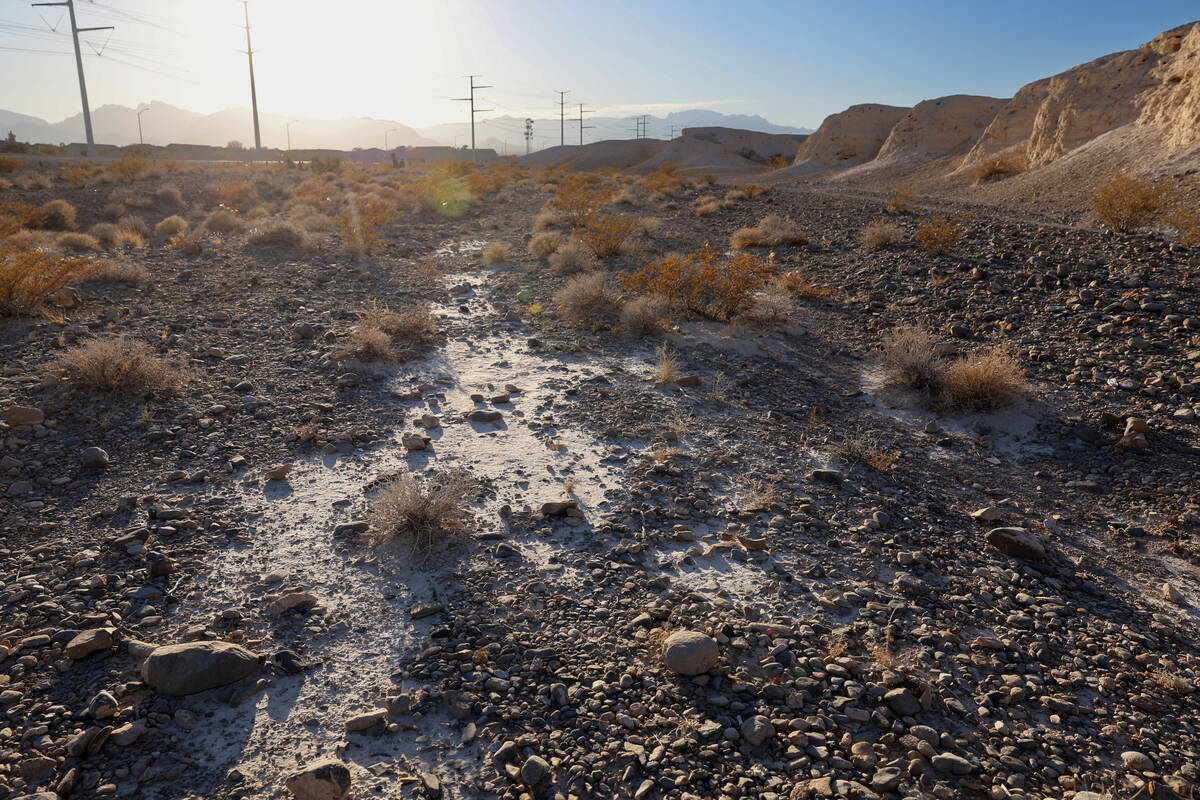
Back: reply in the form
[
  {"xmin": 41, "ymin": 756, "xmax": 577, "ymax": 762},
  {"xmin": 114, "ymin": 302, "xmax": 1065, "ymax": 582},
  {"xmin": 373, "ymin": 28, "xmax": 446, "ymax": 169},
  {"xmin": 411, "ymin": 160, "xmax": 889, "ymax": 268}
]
[{"xmin": 0, "ymin": 0, "xmax": 1196, "ymax": 129}]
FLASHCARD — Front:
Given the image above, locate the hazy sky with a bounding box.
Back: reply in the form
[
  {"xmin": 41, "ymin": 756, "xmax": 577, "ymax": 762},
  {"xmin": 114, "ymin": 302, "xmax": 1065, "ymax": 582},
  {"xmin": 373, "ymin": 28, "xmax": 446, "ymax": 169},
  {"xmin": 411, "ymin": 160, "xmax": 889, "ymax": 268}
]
[{"xmin": 0, "ymin": 0, "xmax": 1196, "ymax": 133}]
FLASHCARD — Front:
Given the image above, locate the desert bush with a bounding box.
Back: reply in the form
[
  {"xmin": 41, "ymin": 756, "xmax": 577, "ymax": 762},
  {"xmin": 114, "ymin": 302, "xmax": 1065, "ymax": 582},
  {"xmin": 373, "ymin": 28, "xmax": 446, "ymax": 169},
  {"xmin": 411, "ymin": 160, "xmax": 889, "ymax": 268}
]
[
  {"xmin": 100, "ymin": 201, "xmax": 126, "ymax": 221},
  {"xmin": 971, "ymin": 152, "xmax": 1025, "ymax": 184},
  {"xmin": 367, "ymin": 472, "xmax": 469, "ymax": 555},
  {"xmin": 0, "ymin": 243, "xmax": 99, "ymax": 315},
  {"xmin": 15, "ymin": 172, "xmax": 52, "ymax": 190},
  {"xmin": 310, "ymin": 153, "xmax": 343, "ymax": 174},
  {"xmin": 0, "ymin": 177, "xmax": 10, "ymax": 190},
  {"xmin": 56, "ymin": 232, "xmax": 99, "ymax": 251},
  {"xmin": 635, "ymin": 217, "xmax": 663, "ymax": 238},
  {"xmin": 915, "ymin": 216, "xmax": 963, "ymax": 255},
  {"xmin": 1169, "ymin": 209, "xmax": 1200, "ymax": 246},
  {"xmin": 579, "ymin": 213, "xmax": 637, "ymax": 258},
  {"xmin": 880, "ymin": 324, "xmax": 943, "ymax": 394},
  {"xmin": 940, "ymin": 344, "xmax": 1024, "ymax": 410},
  {"xmin": 620, "ymin": 293, "xmax": 673, "ymax": 337},
  {"xmin": 731, "ymin": 214, "xmax": 808, "ymax": 250},
  {"xmin": 118, "ymin": 215, "xmax": 150, "ymax": 238},
  {"xmin": 548, "ymin": 237, "xmax": 598, "ymax": 274},
  {"xmin": 693, "ymin": 196, "xmax": 720, "ymax": 216},
  {"xmin": 153, "ymin": 215, "xmax": 189, "ymax": 238},
  {"xmin": 247, "ymin": 220, "xmax": 310, "ymax": 250},
  {"xmin": 336, "ymin": 194, "xmax": 396, "ymax": 256},
  {"xmin": 528, "ymin": 231, "xmax": 563, "ymax": 258},
  {"xmin": 621, "ymin": 243, "xmax": 775, "ymax": 321},
  {"xmin": 62, "ymin": 162, "xmax": 97, "ymax": 186},
  {"xmin": 0, "ymin": 155, "xmax": 19, "ymax": 173},
  {"xmin": 886, "ymin": 187, "xmax": 916, "ymax": 214},
  {"xmin": 861, "ymin": 218, "xmax": 905, "ymax": 249},
  {"xmin": 481, "ymin": 242, "xmax": 514, "ymax": 264},
  {"xmin": 110, "ymin": 150, "xmax": 151, "ymax": 182},
  {"xmin": 554, "ymin": 174, "xmax": 610, "ymax": 228},
  {"xmin": 3, "ymin": 229, "xmax": 45, "ymax": 250},
  {"xmin": 348, "ymin": 324, "xmax": 395, "ymax": 362},
  {"xmin": 355, "ymin": 301, "xmax": 438, "ymax": 360},
  {"xmin": 208, "ymin": 179, "xmax": 257, "ymax": 211},
  {"xmin": 55, "ymin": 335, "xmax": 187, "ymax": 392},
  {"xmin": 736, "ymin": 287, "xmax": 793, "ymax": 327},
  {"xmin": 766, "ymin": 154, "xmax": 790, "ymax": 170},
  {"xmin": 87, "ymin": 223, "xmax": 118, "ymax": 245},
  {"xmin": 86, "ymin": 260, "xmax": 149, "ymax": 284},
  {"xmin": 40, "ymin": 199, "xmax": 77, "ymax": 231},
  {"xmin": 532, "ymin": 209, "xmax": 560, "ymax": 230},
  {"xmin": 640, "ymin": 163, "xmax": 687, "ymax": 198},
  {"xmin": 1092, "ymin": 174, "xmax": 1173, "ymax": 234},
  {"xmin": 155, "ymin": 184, "xmax": 185, "ymax": 209},
  {"xmin": 203, "ymin": 208, "xmax": 240, "ymax": 235},
  {"xmin": 611, "ymin": 185, "xmax": 639, "ymax": 205},
  {"xmin": 554, "ymin": 271, "xmax": 620, "ymax": 325},
  {"xmin": 774, "ymin": 270, "xmax": 831, "ymax": 299},
  {"xmin": 294, "ymin": 210, "xmax": 333, "ymax": 232},
  {"xmin": 0, "ymin": 200, "xmax": 50, "ymax": 236}
]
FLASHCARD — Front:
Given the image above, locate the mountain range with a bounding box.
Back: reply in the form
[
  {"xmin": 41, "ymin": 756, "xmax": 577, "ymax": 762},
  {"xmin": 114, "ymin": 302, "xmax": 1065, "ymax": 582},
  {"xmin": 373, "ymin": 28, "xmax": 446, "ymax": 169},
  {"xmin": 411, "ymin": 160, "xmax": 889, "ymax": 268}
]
[{"xmin": 0, "ymin": 102, "xmax": 810, "ymax": 152}]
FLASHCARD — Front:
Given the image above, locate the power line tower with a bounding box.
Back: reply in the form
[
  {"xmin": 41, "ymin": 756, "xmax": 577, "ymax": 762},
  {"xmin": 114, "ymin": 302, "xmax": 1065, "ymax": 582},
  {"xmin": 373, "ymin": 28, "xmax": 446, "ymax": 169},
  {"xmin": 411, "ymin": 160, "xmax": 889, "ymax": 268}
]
[
  {"xmin": 640, "ymin": 115, "xmax": 650, "ymax": 140},
  {"xmin": 670, "ymin": 125, "xmax": 677, "ymax": 139},
  {"xmin": 556, "ymin": 90, "xmax": 569, "ymax": 147},
  {"xmin": 578, "ymin": 104, "xmax": 593, "ymax": 146},
  {"xmin": 32, "ymin": 0, "xmax": 112, "ymax": 157},
  {"xmin": 524, "ymin": 118, "xmax": 533, "ymax": 155},
  {"xmin": 241, "ymin": 1, "xmax": 261, "ymax": 160},
  {"xmin": 453, "ymin": 75, "xmax": 492, "ymax": 162}
]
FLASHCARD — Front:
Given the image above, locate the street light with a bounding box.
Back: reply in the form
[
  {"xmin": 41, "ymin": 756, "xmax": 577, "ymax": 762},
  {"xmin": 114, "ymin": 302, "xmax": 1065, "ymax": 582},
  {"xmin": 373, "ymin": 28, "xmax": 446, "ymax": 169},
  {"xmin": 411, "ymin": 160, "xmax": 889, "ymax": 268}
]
[
  {"xmin": 286, "ymin": 120, "xmax": 299, "ymax": 152},
  {"xmin": 136, "ymin": 107, "xmax": 148, "ymax": 146},
  {"xmin": 385, "ymin": 127, "xmax": 401, "ymax": 151}
]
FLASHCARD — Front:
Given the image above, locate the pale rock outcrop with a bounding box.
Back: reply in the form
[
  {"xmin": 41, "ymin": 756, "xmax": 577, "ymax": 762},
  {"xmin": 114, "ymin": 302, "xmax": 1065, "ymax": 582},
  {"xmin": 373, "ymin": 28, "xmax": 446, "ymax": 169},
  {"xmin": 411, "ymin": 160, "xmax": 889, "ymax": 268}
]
[
  {"xmin": 875, "ymin": 95, "xmax": 1005, "ymax": 162},
  {"xmin": 1136, "ymin": 23, "xmax": 1200, "ymax": 149},
  {"xmin": 792, "ymin": 104, "xmax": 909, "ymax": 169}
]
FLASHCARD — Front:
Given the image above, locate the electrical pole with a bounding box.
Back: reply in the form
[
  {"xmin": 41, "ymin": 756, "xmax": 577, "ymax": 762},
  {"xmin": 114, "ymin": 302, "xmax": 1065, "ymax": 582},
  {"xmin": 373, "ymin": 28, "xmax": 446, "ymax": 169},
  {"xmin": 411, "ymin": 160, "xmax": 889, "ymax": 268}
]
[
  {"xmin": 557, "ymin": 90, "xmax": 569, "ymax": 147},
  {"xmin": 136, "ymin": 107, "xmax": 148, "ymax": 146},
  {"xmin": 578, "ymin": 104, "xmax": 593, "ymax": 146},
  {"xmin": 524, "ymin": 118, "xmax": 533, "ymax": 155},
  {"xmin": 453, "ymin": 75, "xmax": 492, "ymax": 163},
  {"xmin": 670, "ymin": 125, "xmax": 677, "ymax": 139},
  {"xmin": 241, "ymin": 1, "xmax": 262, "ymax": 160},
  {"xmin": 32, "ymin": 0, "xmax": 112, "ymax": 158},
  {"xmin": 287, "ymin": 120, "xmax": 299, "ymax": 152}
]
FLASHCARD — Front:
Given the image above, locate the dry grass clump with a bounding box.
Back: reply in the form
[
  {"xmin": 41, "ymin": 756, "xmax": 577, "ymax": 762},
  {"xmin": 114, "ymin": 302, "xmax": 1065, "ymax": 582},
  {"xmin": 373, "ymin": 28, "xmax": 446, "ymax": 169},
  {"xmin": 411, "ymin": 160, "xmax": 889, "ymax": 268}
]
[
  {"xmin": 153, "ymin": 215, "xmax": 189, "ymax": 238},
  {"xmin": 481, "ymin": 242, "xmax": 514, "ymax": 264},
  {"xmin": 86, "ymin": 260, "xmax": 149, "ymax": 285},
  {"xmin": 90, "ymin": 221, "xmax": 144, "ymax": 248},
  {"xmin": 0, "ymin": 155, "xmax": 19, "ymax": 173},
  {"xmin": 579, "ymin": 213, "xmax": 637, "ymax": 258},
  {"xmin": 940, "ymin": 344, "xmax": 1024, "ymax": 410},
  {"xmin": 731, "ymin": 214, "xmax": 808, "ymax": 250},
  {"xmin": 110, "ymin": 150, "xmax": 150, "ymax": 182},
  {"xmin": 623, "ymin": 243, "xmax": 775, "ymax": 321},
  {"xmin": 56, "ymin": 232, "xmax": 99, "ymax": 252},
  {"xmin": 528, "ymin": 231, "xmax": 563, "ymax": 258},
  {"xmin": 693, "ymin": 196, "xmax": 721, "ymax": 217},
  {"xmin": 654, "ymin": 344, "xmax": 678, "ymax": 383},
  {"xmin": 0, "ymin": 244, "xmax": 100, "ymax": 315},
  {"xmin": 886, "ymin": 187, "xmax": 916, "ymax": 215},
  {"xmin": 355, "ymin": 301, "xmax": 438, "ymax": 361},
  {"xmin": 117, "ymin": 215, "xmax": 150, "ymax": 239},
  {"xmin": 774, "ymin": 270, "xmax": 831, "ymax": 299},
  {"xmin": 1091, "ymin": 174, "xmax": 1173, "ymax": 234},
  {"xmin": 860, "ymin": 219, "xmax": 905, "ymax": 249},
  {"xmin": 611, "ymin": 185, "xmax": 639, "ymax": 205},
  {"xmin": 155, "ymin": 184, "xmax": 185, "ymax": 209},
  {"xmin": 881, "ymin": 324, "xmax": 944, "ymax": 394},
  {"xmin": 367, "ymin": 471, "xmax": 469, "ymax": 556},
  {"xmin": 247, "ymin": 220, "xmax": 310, "ymax": 250},
  {"xmin": 336, "ymin": 194, "xmax": 396, "ymax": 256},
  {"xmin": 548, "ymin": 237, "xmax": 598, "ymax": 274},
  {"xmin": 40, "ymin": 199, "xmax": 77, "ymax": 231},
  {"xmin": 204, "ymin": 208, "xmax": 241, "ymax": 235},
  {"xmin": 554, "ymin": 272, "xmax": 619, "ymax": 325},
  {"xmin": 100, "ymin": 202, "xmax": 126, "ymax": 222},
  {"xmin": 620, "ymin": 294, "xmax": 673, "ymax": 337},
  {"xmin": 838, "ymin": 433, "xmax": 900, "ymax": 472},
  {"xmin": 532, "ymin": 209, "xmax": 561, "ymax": 231},
  {"xmin": 635, "ymin": 217, "xmax": 663, "ymax": 238},
  {"xmin": 1169, "ymin": 209, "xmax": 1200, "ymax": 246},
  {"xmin": 915, "ymin": 216, "xmax": 963, "ymax": 255},
  {"xmin": 208, "ymin": 179, "xmax": 257, "ymax": 211},
  {"xmin": 56, "ymin": 336, "xmax": 187, "ymax": 392},
  {"xmin": 971, "ymin": 152, "xmax": 1025, "ymax": 184},
  {"xmin": 15, "ymin": 172, "xmax": 53, "ymax": 191}
]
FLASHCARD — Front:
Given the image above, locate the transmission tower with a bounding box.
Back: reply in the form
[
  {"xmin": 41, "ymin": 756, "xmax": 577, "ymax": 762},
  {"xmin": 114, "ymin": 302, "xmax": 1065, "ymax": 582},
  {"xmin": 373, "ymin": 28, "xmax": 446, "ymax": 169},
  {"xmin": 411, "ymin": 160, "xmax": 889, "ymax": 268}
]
[
  {"xmin": 578, "ymin": 104, "xmax": 593, "ymax": 146},
  {"xmin": 557, "ymin": 90, "xmax": 569, "ymax": 147},
  {"xmin": 453, "ymin": 75, "xmax": 493, "ymax": 162},
  {"xmin": 32, "ymin": 0, "xmax": 112, "ymax": 157},
  {"xmin": 524, "ymin": 118, "xmax": 533, "ymax": 155},
  {"xmin": 241, "ymin": 1, "xmax": 261, "ymax": 159}
]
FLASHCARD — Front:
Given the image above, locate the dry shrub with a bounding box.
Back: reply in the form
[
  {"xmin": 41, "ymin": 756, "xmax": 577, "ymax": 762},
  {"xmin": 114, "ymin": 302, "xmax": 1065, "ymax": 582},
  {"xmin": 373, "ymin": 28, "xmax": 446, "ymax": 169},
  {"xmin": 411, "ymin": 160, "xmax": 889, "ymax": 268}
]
[
  {"xmin": 693, "ymin": 196, "xmax": 721, "ymax": 216},
  {"xmin": 57, "ymin": 232, "xmax": 99, "ymax": 252},
  {"xmin": 367, "ymin": 472, "xmax": 469, "ymax": 556},
  {"xmin": 247, "ymin": 220, "xmax": 310, "ymax": 250},
  {"xmin": 916, "ymin": 216, "xmax": 963, "ymax": 255},
  {"xmin": 15, "ymin": 172, "xmax": 52, "ymax": 190},
  {"xmin": 579, "ymin": 214, "xmax": 636, "ymax": 258},
  {"xmin": 731, "ymin": 214, "xmax": 808, "ymax": 250},
  {"xmin": 881, "ymin": 324, "xmax": 944, "ymax": 395},
  {"xmin": 971, "ymin": 152, "xmax": 1025, "ymax": 184},
  {"xmin": 204, "ymin": 208, "xmax": 240, "ymax": 235},
  {"xmin": 1092, "ymin": 174, "xmax": 1173, "ymax": 234},
  {"xmin": 356, "ymin": 301, "xmax": 438, "ymax": 360},
  {"xmin": 940, "ymin": 344, "xmax": 1024, "ymax": 410},
  {"xmin": 766, "ymin": 154, "xmax": 790, "ymax": 170},
  {"xmin": 528, "ymin": 231, "xmax": 563, "ymax": 258},
  {"xmin": 736, "ymin": 287, "xmax": 793, "ymax": 327},
  {"xmin": 3, "ymin": 229, "xmax": 45, "ymax": 251},
  {"xmin": 110, "ymin": 150, "xmax": 150, "ymax": 182},
  {"xmin": 0, "ymin": 200, "xmax": 50, "ymax": 236},
  {"xmin": 621, "ymin": 243, "xmax": 775, "ymax": 321},
  {"xmin": 56, "ymin": 335, "xmax": 187, "ymax": 392},
  {"xmin": 838, "ymin": 434, "xmax": 900, "ymax": 472},
  {"xmin": 636, "ymin": 217, "xmax": 663, "ymax": 238},
  {"xmin": 886, "ymin": 187, "xmax": 916, "ymax": 214},
  {"xmin": 774, "ymin": 270, "xmax": 831, "ymax": 299},
  {"xmin": 100, "ymin": 202, "xmax": 126, "ymax": 221},
  {"xmin": 724, "ymin": 189, "xmax": 748, "ymax": 204},
  {"xmin": 0, "ymin": 155, "xmax": 19, "ymax": 173},
  {"xmin": 1169, "ymin": 209, "xmax": 1200, "ymax": 246},
  {"xmin": 87, "ymin": 223, "xmax": 118, "ymax": 246},
  {"xmin": 554, "ymin": 175, "xmax": 610, "ymax": 228},
  {"xmin": 153, "ymin": 215, "xmax": 189, "ymax": 238},
  {"xmin": 0, "ymin": 244, "xmax": 100, "ymax": 315},
  {"xmin": 40, "ymin": 199, "xmax": 77, "ymax": 231},
  {"xmin": 62, "ymin": 162, "xmax": 97, "ymax": 186},
  {"xmin": 87, "ymin": 261, "xmax": 149, "ymax": 284},
  {"xmin": 554, "ymin": 271, "xmax": 619, "ymax": 325},
  {"xmin": 481, "ymin": 242, "xmax": 514, "ymax": 265},
  {"xmin": 611, "ymin": 186, "xmax": 639, "ymax": 205},
  {"xmin": 860, "ymin": 219, "xmax": 904, "ymax": 249},
  {"xmin": 349, "ymin": 325, "xmax": 395, "ymax": 362},
  {"xmin": 548, "ymin": 237, "xmax": 598, "ymax": 274},
  {"xmin": 654, "ymin": 344, "xmax": 678, "ymax": 383},
  {"xmin": 209, "ymin": 179, "xmax": 257, "ymax": 211},
  {"xmin": 294, "ymin": 211, "xmax": 333, "ymax": 232},
  {"xmin": 0, "ymin": 177, "xmax": 10, "ymax": 190},
  {"xmin": 336, "ymin": 194, "xmax": 396, "ymax": 256},
  {"xmin": 118, "ymin": 215, "xmax": 150, "ymax": 238},
  {"xmin": 532, "ymin": 209, "xmax": 560, "ymax": 231},
  {"xmin": 620, "ymin": 294, "xmax": 673, "ymax": 337},
  {"xmin": 155, "ymin": 184, "xmax": 185, "ymax": 209}
]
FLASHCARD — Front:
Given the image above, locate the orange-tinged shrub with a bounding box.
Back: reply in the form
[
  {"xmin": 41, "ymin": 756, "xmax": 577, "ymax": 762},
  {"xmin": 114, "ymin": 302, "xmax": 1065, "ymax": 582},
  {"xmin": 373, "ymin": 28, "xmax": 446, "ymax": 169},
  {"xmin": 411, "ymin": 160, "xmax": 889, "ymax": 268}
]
[
  {"xmin": 916, "ymin": 216, "xmax": 963, "ymax": 255},
  {"xmin": 554, "ymin": 174, "xmax": 610, "ymax": 228},
  {"xmin": 621, "ymin": 242, "xmax": 775, "ymax": 321},
  {"xmin": 579, "ymin": 213, "xmax": 637, "ymax": 258},
  {"xmin": 0, "ymin": 243, "xmax": 100, "ymax": 315},
  {"xmin": 208, "ymin": 179, "xmax": 257, "ymax": 211},
  {"xmin": 110, "ymin": 150, "xmax": 150, "ymax": 182},
  {"xmin": 1092, "ymin": 174, "xmax": 1173, "ymax": 234},
  {"xmin": 336, "ymin": 193, "xmax": 396, "ymax": 256}
]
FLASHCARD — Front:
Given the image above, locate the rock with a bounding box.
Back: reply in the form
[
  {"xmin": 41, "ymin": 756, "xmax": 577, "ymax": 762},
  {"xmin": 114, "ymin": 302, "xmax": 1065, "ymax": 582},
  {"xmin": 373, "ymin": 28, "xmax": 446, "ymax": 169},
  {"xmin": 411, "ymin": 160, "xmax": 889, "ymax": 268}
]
[
  {"xmin": 883, "ymin": 687, "xmax": 921, "ymax": 716},
  {"xmin": 931, "ymin": 752, "xmax": 974, "ymax": 774},
  {"xmin": 141, "ymin": 641, "xmax": 260, "ymax": 695},
  {"xmin": 1163, "ymin": 582, "xmax": 1186, "ymax": 605},
  {"xmin": 65, "ymin": 627, "xmax": 114, "ymax": 659},
  {"xmin": 662, "ymin": 630, "xmax": 718, "ymax": 676},
  {"xmin": 344, "ymin": 710, "xmax": 387, "ymax": 732},
  {"xmin": 147, "ymin": 551, "xmax": 174, "ymax": 577},
  {"xmin": 740, "ymin": 715, "xmax": 775, "ymax": 746},
  {"xmin": 110, "ymin": 721, "xmax": 146, "ymax": 746},
  {"xmin": 871, "ymin": 767, "xmax": 904, "ymax": 792},
  {"xmin": 985, "ymin": 527, "xmax": 1045, "ymax": 560},
  {"xmin": 467, "ymin": 409, "xmax": 503, "ymax": 423},
  {"xmin": 790, "ymin": 776, "xmax": 880, "ymax": 800},
  {"xmin": 86, "ymin": 690, "xmax": 119, "ymax": 719},
  {"xmin": 417, "ymin": 414, "xmax": 440, "ymax": 429},
  {"xmin": 4, "ymin": 405, "xmax": 44, "ymax": 426},
  {"xmin": 80, "ymin": 446, "xmax": 110, "ymax": 468},
  {"xmin": 263, "ymin": 463, "xmax": 293, "ymax": 481},
  {"xmin": 401, "ymin": 433, "xmax": 430, "ymax": 451},
  {"xmin": 810, "ymin": 468, "xmax": 843, "ymax": 484},
  {"xmin": 971, "ymin": 506, "xmax": 1003, "ymax": 521},
  {"xmin": 285, "ymin": 759, "xmax": 352, "ymax": 800},
  {"xmin": 520, "ymin": 755, "xmax": 550, "ymax": 785},
  {"xmin": 267, "ymin": 591, "xmax": 318, "ymax": 614},
  {"xmin": 540, "ymin": 500, "xmax": 578, "ymax": 516},
  {"xmin": 1122, "ymin": 750, "xmax": 1154, "ymax": 772},
  {"xmin": 676, "ymin": 375, "xmax": 702, "ymax": 387}
]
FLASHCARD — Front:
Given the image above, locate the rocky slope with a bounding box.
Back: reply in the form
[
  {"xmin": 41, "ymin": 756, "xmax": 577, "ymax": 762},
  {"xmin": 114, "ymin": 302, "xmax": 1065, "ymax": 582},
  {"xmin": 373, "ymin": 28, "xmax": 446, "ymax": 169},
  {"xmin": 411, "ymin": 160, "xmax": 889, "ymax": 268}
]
[{"xmin": 790, "ymin": 104, "xmax": 909, "ymax": 172}]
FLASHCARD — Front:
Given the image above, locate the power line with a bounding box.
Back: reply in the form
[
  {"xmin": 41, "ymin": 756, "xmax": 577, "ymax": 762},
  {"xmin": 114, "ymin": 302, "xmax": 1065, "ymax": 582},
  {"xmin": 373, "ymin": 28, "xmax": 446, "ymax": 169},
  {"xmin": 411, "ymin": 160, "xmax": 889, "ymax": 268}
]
[
  {"xmin": 452, "ymin": 75, "xmax": 492, "ymax": 162},
  {"xmin": 240, "ymin": 1, "xmax": 261, "ymax": 159},
  {"xmin": 31, "ymin": 0, "xmax": 111, "ymax": 157}
]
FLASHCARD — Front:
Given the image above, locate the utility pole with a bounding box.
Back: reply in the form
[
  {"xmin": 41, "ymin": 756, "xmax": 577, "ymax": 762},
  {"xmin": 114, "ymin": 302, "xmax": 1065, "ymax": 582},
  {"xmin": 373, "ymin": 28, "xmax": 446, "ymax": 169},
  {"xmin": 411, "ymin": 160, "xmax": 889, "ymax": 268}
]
[
  {"xmin": 641, "ymin": 115, "xmax": 649, "ymax": 140},
  {"xmin": 453, "ymin": 75, "xmax": 492, "ymax": 162},
  {"xmin": 578, "ymin": 104, "xmax": 593, "ymax": 146},
  {"xmin": 524, "ymin": 118, "xmax": 533, "ymax": 155},
  {"xmin": 287, "ymin": 120, "xmax": 299, "ymax": 152},
  {"xmin": 32, "ymin": 0, "xmax": 112, "ymax": 158},
  {"xmin": 241, "ymin": 1, "xmax": 262, "ymax": 160},
  {"xmin": 670, "ymin": 125, "xmax": 677, "ymax": 139},
  {"xmin": 136, "ymin": 107, "xmax": 148, "ymax": 146},
  {"xmin": 557, "ymin": 90, "xmax": 569, "ymax": 147}
]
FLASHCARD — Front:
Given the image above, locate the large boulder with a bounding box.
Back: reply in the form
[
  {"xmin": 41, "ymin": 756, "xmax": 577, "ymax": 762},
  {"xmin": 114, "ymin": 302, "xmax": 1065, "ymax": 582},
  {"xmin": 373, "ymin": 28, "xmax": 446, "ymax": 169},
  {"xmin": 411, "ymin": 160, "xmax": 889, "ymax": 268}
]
[
  {"xmin": 141, "ymin": 642, "xmax": 259, "ymax": 695},
  {"xmin": 65, "ymin": 627, "xmax": 114, "ymax": 659},
  {"xmin": 662, "ymin": 630, "xmax": 718, "ymax": 676},
  {"xmin": 285, "ymin": 760, "xmax": 352, "ymax": 800},
  {"xmin": 985, "ymin": 527, "xmax": 1045, "ymax": 560}
]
